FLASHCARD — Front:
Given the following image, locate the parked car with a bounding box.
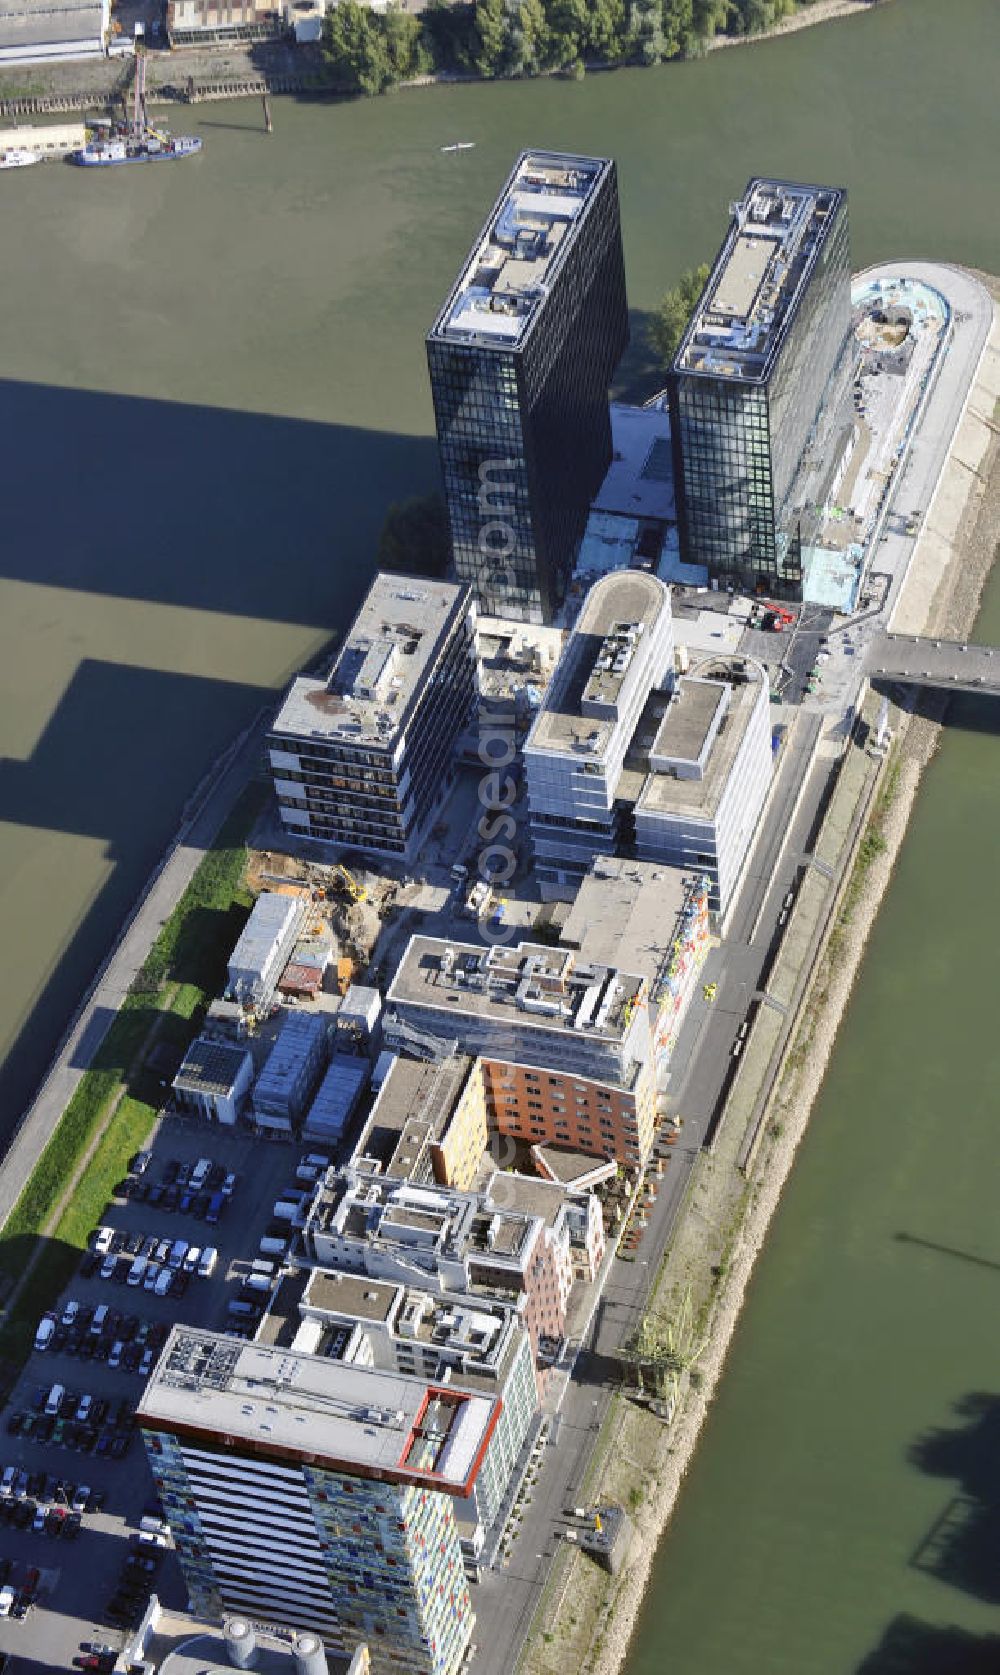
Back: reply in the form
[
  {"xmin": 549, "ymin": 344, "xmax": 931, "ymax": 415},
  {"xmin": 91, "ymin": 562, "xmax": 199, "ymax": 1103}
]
[
  {"xmin": 197, "ymin": 1246, "xmax": 218, "ymax": 1278},
  {"xmin": 34, "ymin": 1315, "xmax": 56, "ymax": 1353}
]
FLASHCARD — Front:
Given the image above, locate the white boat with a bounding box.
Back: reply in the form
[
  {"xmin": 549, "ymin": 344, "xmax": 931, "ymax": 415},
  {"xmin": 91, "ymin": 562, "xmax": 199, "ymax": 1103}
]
[
  {"xmin": 440, "ymin": 142, "xmax": 476, "ymax": 154},
  {"xmin": 0, "ymin": 147, "xmax": 39, "ymax": 170}
]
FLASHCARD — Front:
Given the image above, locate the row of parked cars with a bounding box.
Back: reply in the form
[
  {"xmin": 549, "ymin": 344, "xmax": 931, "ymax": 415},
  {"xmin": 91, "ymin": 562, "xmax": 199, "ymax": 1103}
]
[
  {"xmin": 34, "ymin": 1297, "xmax": 172, "ymax": 1365},
  {"xmin": 6, "ymin": 1382, "xmax": 139, "ymax": 1459},
  {"xmin": 102, "ymin": 1515, "xmax": 165, "ymax": 1630},
  {"xmin": 114, "ymin": 1154, "xmax": 238, "ymax": 1226},
  {"xmin": 83, "ymin": 1229, "xmax": 219, "ymax": 1297}
]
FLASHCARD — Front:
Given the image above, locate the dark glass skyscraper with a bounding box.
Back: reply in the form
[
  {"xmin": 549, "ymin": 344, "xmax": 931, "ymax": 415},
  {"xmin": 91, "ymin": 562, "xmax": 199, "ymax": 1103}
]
[
  {"xmin": 669, "ymin": 180, "xmax": 853, "ymax": 598},
  {"xmin": 427, "ymin": 151, "xmax": 629, "ymax": 624}
]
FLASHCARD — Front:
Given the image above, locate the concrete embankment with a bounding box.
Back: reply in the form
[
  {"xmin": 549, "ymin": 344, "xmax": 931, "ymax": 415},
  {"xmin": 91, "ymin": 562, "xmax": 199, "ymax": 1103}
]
[{"xmin": 521, "ymin": 272, "xmax": 1000, "ymax": 1675}]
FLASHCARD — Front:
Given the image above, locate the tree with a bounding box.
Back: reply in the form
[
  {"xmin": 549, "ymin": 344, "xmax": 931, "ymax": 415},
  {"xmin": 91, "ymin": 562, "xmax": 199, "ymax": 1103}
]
[
  {"xmin": 661, "ymin": 0, "xmax": 694, "ymax": 57},
  {"xmin": 507, "ymin": 0, "xmax": 550, "ymax": 73},
  {"xmin": 544, "ymin": 0, "xmax": 590, "ymax": 66},
  {"xmin": 383, "ymin": 6, "xmax": 425, "ymax": 80},
  {"xmin": 472, "ymin": 0, "xmax": 509, "ymax": 75},
  {"xmin": 648, "ymin": 262, "xmax": 710, "ymax": 368},
  {"xmin": 585, "ymin": 0, "xmax": 626, "ymax": 62},
  {"xmin": 376, "ymin": 494, "xmax": 452, "ymax": 578},
  {"xmin": 322, "ymin": 0, "xmax": 391, "ymax": 95},
  {"xmin": 628, "ymin": 0, "xmax": 666, "ymax": 63}
]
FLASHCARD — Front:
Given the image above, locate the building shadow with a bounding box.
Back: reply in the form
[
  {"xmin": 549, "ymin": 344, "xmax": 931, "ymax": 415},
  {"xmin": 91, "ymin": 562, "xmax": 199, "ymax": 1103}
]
[
  {"xmin": 908, "ymin": 1392, "xmax": 1000, "ymax": 1604},
  {"xmin": 0, "ymin": 380, "xmax": 441, "ymax": 1134},
  {"xmin": 855, "ymin": 1613, "xmax": 1000, "ymax": 1674},
  {"xmin": 0, "ymin": 378, "xmax": 438, "ymax": 625},
  {"xmin": 0, "ymin": 659, "xmax": 266, "ymax": 1143}
]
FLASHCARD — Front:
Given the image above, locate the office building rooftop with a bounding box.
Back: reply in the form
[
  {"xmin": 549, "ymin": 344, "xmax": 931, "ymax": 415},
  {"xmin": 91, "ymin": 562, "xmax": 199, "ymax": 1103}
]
[
  {"xmin": 527, "ymin": 569, "xmax": 670, "ymax": 755},
  {"xmin": 675, "ymin": 179, "xmax": 847, "ymax": 384},
  {"xmin": 359, "ymin": 1053, "xmax": 475, "ymax": 1176},
  {"xmin": 388, "ymin": 935, "xmax": 645, "ymax": 1043},
  {"xmin": 633, "ymin": 658, "xmax": 767, "ymax": 820},
  {"xmin": 271, "ymin": 575, "xmax": 471, "ymax": 750},
  {"xmin": 429, "ymin": 151, "xmax": 611, "ymax": 350},
  {"xmin": 559, "ymin": 856, "xmax": 695, "ymax": 983},
  {"xmin": 139, "ymin": 1328, "xmax": 499, "ymax": 1495}
]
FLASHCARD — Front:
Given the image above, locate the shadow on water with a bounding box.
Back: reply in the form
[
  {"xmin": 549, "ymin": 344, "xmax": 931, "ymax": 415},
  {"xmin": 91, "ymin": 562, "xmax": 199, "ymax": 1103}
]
[
  {"xmin": 0, "ymin": 379, "xmax": 438, "ymax": 1130},
  {"xmin": 0, "ymin": 378, "xmax": 438, "ymax": 622},
  {"xmin": 855, "ymin": 1614, "xmax": 1000, "ymax": 1675},
  {"xmin": 908, "ymin": 1393, "xmax": 1000, "ymax": 1603},
  {"xmin": 613, "ymin": 310, "xmax": 668, "ymax": 409},
  {"xmin": 895, "ymin": 1231, "xmax": 1000, "ymax": 1274}
]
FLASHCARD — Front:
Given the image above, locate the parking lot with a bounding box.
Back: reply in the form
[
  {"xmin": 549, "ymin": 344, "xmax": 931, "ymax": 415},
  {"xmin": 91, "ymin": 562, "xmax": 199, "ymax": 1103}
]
[{"xmin": 0, "ymin": 1116, "xmax": 311, "ymax": 1670}]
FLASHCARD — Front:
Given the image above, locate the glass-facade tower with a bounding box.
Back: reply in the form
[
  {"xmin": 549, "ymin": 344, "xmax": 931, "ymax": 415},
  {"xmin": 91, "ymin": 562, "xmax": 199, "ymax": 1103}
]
[
  {"xmin": 669, "ymin": 180, "xmax": 853, "ymax": 598},
  {"xmin": 427, "ymin": 151, "xmax": 629, "ymax": 624}
]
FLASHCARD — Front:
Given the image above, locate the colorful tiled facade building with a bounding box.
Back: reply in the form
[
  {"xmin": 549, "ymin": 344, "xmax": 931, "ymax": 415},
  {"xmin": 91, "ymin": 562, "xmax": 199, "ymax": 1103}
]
[{"xmin": 138, "ymin": 1330, "xmax": 500, "ymax": 1675}]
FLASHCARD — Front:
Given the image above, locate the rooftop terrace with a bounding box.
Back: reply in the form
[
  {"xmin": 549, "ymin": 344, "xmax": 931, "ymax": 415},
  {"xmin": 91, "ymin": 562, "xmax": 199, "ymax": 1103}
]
[
  {"xmin": 675, "ymin": 178, "xmax": 846, "ymax": 384},
  {"xmin": 429, "ymin": 151, "xmax": 610, "ymax": 350},
  {"xmin": 270, "ymin": 574, "xmax": 471, "ymax": 750},
  {"xmin": 138, "ymin": 1328, "xmax": 499, "ymax": 1495}
]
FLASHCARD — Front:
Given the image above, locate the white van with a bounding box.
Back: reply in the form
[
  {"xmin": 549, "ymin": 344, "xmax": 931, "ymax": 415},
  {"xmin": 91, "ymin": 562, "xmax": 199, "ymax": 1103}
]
[
  {"xmin": 190, "ymin": 1157, "xmax": 212, "ymax": 1190},
  {"xmin": 93, "ymin": 1226, "xmax": 115, "ymax": 1256},
  {"xmin": 34, "ymin": 1314, "xmax": 56, "ymax": 1352},
  {"xmin": 45, "ymin": 1383, "xmax": 65, "ymax": 1416},
  {"xmin": 127, "ymin": 1257, "xmax": 146, "ymax": 1287},
  {"xmin": 242, "ymin": 1273, "xmax": 272, "ymax": 1294},
  {"xmin": 197, "ymin": 1246, "xmax": 218, "ymax": 1278},
  {"xmin": 259, "ymin": 1235, "xmax": 288, "ymax": 1258},
  {"xmin": 90, "ymin": 1304, "xmax": 110, "ymax": 1337}
]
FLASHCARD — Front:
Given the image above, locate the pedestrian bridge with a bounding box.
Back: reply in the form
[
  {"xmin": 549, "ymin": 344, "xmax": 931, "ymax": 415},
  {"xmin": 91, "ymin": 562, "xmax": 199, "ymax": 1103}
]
[{"xmin": 869, "ymin": 633, "xmax": 1000, "ymax": 696}]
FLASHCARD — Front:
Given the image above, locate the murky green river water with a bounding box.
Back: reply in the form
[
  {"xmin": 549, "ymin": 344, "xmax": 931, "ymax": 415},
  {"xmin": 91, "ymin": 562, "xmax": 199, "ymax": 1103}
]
[{"xmin": 1, "ymin": 0, "xmax": 999, "ymax": 1662}]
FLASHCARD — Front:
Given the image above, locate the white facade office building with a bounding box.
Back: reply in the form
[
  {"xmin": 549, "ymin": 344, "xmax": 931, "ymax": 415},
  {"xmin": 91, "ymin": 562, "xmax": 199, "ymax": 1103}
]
[
  {"xmin": 268, "ymin": 575, "xmax": 477, "ymax": 863},
  {"xmin": 523, "ymin": 570, "xmax": 674, "ymax": 899}
]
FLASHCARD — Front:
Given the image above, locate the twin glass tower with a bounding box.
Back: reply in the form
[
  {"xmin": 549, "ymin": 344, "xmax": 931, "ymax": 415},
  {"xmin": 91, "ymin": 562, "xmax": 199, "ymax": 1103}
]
[{"xmin": 428, "ymin": 160, "xmax": 853, "ymax": 621}]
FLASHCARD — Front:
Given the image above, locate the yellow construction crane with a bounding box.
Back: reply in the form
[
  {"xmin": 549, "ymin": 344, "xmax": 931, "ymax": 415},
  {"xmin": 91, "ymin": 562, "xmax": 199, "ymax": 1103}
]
[{"xmin": 331, "ymin": 863, "xmax": 367, "ymax": 903}]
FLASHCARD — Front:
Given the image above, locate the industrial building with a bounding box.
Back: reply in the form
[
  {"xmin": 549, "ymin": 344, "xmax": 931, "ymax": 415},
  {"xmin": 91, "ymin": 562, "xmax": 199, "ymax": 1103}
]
[
  {"xmin": 252, "ymin": 1010, "xmax": 329, "ymax": 1132},
  {"xmin": 171, "ymin": 1037, "xmax": 254, "ymax": 1126},
  {"xmin": 630, "ymin": 656, "xmax": 772, "ymax": 915},
  {"xmin": 427, "ymin": 151, "xmax": 629, "ymax": 623},
  {"xmin": 226, "ymin": 891, "xmax": 307, "ymax": 1010},
  {"xmin": 166, "ymin": 0, "xmax": 283, "ymax": 46},
  {"xmin": 0, "ymin": 0, "xmax": 108, "ymax": 63},
  {"xmin": 523, "ymin": 569, "xmax": 674, "ymax": 898},
  {"xmin": 139, "ymin": 1329, "xmax": 493, "ymax": 1674},
  {"xmin": 669, "ymin": 178, "xmax": 853, "ymax": 597},
  {"xmin": 302, "ymin": 1054, "xmax": 370, "ymax": 1146},
  {"xmin": 268, "ymin": 575, "xmax": 477, "ymax": 862}
]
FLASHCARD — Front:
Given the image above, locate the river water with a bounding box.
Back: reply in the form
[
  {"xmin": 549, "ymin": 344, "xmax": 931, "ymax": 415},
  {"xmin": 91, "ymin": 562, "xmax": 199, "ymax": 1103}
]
[{"xmin": 1, "ymin": 0, "xmax": 999, "ymax": 1660}]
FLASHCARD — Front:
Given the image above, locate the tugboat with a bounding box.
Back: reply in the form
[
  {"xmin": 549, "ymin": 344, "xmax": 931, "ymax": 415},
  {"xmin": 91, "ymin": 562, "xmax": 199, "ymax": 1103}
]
[
  {"xmin": 0, "ymin": 147, "xmax": 39, "ymax": 169},
  {"xmin": 73, "ymin": 49, "xmax": 201, "ymax": 167}
]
